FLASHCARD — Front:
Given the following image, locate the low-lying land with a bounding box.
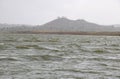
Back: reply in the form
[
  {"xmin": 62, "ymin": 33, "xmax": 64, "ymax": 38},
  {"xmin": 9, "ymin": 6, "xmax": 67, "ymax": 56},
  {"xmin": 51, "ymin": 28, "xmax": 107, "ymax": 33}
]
[{"xmin": 14, "ymin": 31, "xmax": 120, "ymax": 36}]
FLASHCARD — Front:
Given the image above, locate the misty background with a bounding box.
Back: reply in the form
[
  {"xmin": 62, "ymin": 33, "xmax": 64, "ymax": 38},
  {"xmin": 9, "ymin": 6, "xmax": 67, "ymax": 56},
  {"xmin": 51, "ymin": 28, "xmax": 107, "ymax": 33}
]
[{"xmin": 0, "ymin": 0, "xmax": 120, "ymax": 25}]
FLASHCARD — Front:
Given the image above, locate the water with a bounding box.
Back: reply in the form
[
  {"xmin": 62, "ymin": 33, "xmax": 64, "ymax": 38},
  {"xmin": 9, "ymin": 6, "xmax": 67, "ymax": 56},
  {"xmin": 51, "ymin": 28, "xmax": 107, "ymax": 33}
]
[{"xmin": 0, "ymin": 34, "xmax": 120, "ymax": 79}]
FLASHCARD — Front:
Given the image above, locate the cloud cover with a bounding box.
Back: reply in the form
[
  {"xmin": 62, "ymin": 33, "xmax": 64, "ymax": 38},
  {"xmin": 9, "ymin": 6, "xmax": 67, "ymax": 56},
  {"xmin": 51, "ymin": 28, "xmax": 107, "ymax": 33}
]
[{"xmin": 0, "ymin": 0, "xmax": 120, "ymax": 25}]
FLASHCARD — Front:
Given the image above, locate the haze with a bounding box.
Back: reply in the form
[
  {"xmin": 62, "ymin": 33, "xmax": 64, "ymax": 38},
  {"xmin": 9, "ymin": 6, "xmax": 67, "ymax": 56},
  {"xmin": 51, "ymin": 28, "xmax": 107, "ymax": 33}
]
[{"xmin": 0, "ymin": 0, "xmax": 120, "ymax": 25}]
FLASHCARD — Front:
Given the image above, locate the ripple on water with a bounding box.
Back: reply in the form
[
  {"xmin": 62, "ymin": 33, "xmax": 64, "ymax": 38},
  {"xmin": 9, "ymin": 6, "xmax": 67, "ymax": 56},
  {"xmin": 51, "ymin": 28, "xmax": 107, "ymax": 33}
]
[
  {"xmin": 0, "ymin": 57, "xmax": 18, "ymax": 61},
  {"xmin": 89, "ymin": 57, "xmax": 120, "ymax": 63},
  {"xmin": 15, "ymin": 44, "xmax": 61, "ymax": 51},
  {"xmin": 0, "ymin": 45, "xmax": 7, "ymax": 50},
  {"xmin": 20, "ymin": 55, "xmax": 64, "ymax": 61}
]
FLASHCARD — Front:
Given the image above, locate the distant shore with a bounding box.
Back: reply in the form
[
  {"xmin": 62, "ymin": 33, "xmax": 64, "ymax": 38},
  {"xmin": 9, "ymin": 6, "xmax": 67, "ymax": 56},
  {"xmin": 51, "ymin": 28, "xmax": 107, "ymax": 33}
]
[{"xmin": 10, "ymin": 31, "xmax": 120, "ymax": 36}]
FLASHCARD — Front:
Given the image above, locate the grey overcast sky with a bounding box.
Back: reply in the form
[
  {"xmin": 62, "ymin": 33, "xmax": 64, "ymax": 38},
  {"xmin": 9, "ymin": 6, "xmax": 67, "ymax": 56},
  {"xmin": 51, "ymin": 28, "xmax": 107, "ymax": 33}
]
[{"xmin": 0, "ymin": 0, "xmax": 120, "ymax": 25}]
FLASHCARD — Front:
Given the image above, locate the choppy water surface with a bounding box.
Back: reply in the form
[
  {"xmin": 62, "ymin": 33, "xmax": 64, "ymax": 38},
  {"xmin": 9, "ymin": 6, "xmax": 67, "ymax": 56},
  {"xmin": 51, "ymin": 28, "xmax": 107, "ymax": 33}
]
[{"xmin": 0, "ymin": 34, "xmax": 120, "ymax": 79}]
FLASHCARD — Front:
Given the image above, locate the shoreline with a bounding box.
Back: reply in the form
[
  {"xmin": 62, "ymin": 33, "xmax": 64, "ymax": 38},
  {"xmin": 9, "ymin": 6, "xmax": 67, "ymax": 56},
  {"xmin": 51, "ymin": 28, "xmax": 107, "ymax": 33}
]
[{"xmin": 7, "ymin": 31, "xmax": 120, "ymax": 36}]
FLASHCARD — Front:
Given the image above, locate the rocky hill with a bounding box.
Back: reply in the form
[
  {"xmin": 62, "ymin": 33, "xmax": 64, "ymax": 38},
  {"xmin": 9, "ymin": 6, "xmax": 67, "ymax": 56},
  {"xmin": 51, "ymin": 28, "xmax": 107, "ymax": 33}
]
[{"xmin": 36, "ymin": 17, "xmax": 119, "ymax": 32}]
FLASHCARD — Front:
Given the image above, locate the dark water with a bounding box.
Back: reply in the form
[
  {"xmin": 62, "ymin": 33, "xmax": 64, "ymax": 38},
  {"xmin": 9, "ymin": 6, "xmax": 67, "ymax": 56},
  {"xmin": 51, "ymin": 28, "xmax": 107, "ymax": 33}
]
[{"xmin": 0, "ymin": 34, "xmax": 120, "ymax": 79}]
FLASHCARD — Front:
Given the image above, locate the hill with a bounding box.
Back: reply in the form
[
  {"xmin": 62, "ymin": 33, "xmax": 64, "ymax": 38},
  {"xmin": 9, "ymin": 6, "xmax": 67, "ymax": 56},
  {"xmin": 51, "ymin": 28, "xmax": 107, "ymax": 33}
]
[{"xmin": 36, "ymin": 17, "xmax": 119, "ymax": 32}]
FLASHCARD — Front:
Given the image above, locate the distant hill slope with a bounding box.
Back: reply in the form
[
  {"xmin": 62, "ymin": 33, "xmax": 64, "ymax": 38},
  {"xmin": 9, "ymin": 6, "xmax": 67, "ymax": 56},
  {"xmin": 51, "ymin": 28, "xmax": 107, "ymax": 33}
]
[
  {"xmin": 114, "ymin": 24, "xmax": 120, "ymax": 27},
  {"xmin": 0, "ymin": 24, "xmax": 34, "ymax": 33},
  {"xmin": 37, "ymin": 17, "xmax": 119, "ymax": 32}
]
